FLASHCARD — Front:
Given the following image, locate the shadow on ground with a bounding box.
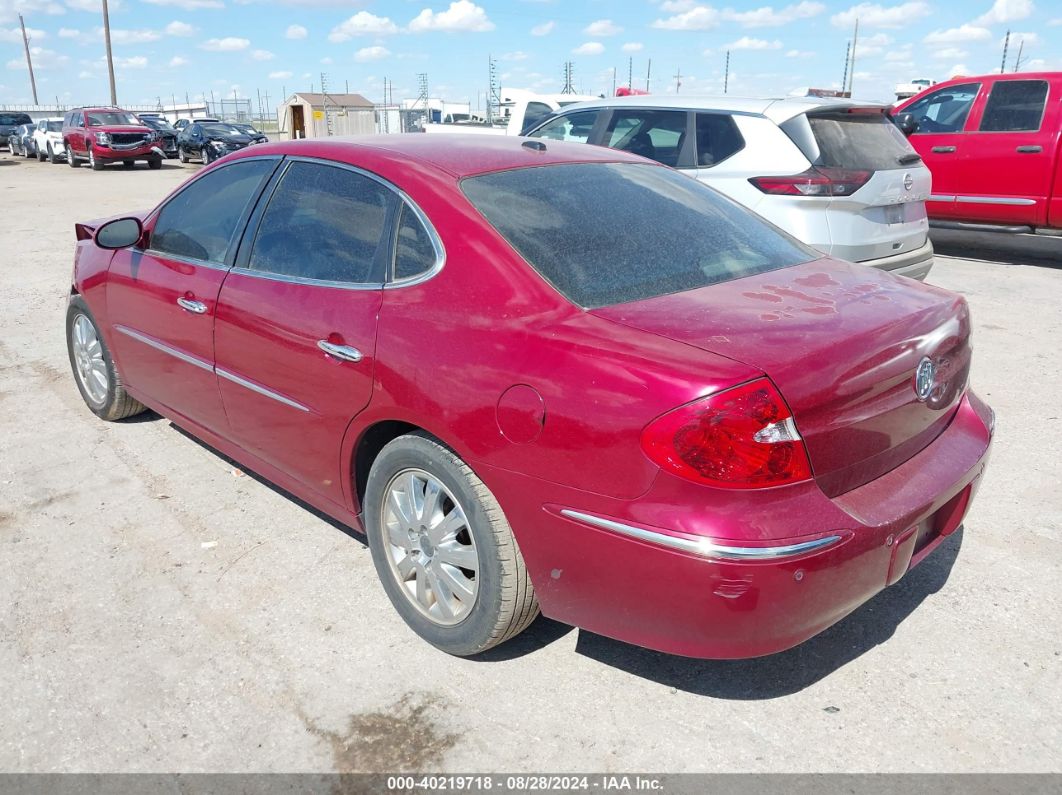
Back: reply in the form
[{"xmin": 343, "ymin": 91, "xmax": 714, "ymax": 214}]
[{"xmin": 931, "ymin": 229, "xmax": 1062, "ymax": 270}]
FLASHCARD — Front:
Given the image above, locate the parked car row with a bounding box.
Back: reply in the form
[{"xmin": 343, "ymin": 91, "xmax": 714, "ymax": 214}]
[{"xmin": 3, "ymin": 105, "xmax": 269, "ymax": 171}]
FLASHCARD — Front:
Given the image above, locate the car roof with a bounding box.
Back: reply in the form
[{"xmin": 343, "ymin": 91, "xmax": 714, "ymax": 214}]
[
  {"xmin": 539, "ymin": 94, "xmax": 889, "ymax": 124},
  {"xmin": 240, "ymin": 134, "xmax": 648, "ymax": 179}
]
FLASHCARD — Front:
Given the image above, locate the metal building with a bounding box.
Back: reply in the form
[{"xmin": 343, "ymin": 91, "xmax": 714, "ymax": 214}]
[{"xmin": 277, "ymin": 92, "xmax": 375, "ymax": 140}]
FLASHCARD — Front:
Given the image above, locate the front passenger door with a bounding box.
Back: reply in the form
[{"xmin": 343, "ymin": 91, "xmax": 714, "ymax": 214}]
[{"xmin": 213, "ymin": 159, "xmax": 398, "ymax": 506}]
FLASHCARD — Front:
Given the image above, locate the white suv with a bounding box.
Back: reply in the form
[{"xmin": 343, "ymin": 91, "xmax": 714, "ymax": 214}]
[
  {"xmin": 32, "ymin": 117, "xmax": 66, "ymax": 163},
  {"xmin": 525, "ymin": 95, "xmax": 933, "ymax": 279}
]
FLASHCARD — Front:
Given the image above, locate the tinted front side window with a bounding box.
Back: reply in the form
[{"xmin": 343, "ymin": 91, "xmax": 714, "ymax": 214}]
[
  {"xmin": 603, "ymin": 110, "xmax": 688, "ymax": 167},
  {"xmin": 980, "ymin": 80, "xmax": 1048, "ymax": 132},
  {"xmin": 904, "ymin": 83, "xmax": 980, "ymax": 134},
  {"xmin": 462, "ymin": 163, "xmax": 814, "ymax": 309},
  {"xmin": 249, "ymin": 161, "xmax": 395, "ymax": 284},
  {"xmin": 694, "ymin": 113, "xmax": 744, "ymax": 166},
  {"xmin": 529, "ymin": 110, "xmax": 600, "ymax": 143},
  {"xmin": 152, "ymin": 159, "xmax": 274, "ymax": 263}
]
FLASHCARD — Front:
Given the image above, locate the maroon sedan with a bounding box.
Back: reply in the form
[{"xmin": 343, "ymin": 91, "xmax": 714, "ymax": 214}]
[{"xmin": 66, "ymin": 135, "xmax": 994, "ymax": 658}]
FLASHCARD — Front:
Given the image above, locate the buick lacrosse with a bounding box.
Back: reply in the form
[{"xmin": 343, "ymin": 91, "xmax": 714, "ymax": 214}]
[{"xmin": 66, "ymin": 135, "xmax": 993, "ymax": 658}]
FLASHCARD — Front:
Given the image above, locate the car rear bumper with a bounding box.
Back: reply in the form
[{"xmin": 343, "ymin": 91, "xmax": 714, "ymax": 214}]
[
  {"xmin": 857, "ymin": 237, "xmax": 934, "ymax": 281},
  {"xmin": 481, "ymin": 390, "xmax": 992, "ymax": 659}
]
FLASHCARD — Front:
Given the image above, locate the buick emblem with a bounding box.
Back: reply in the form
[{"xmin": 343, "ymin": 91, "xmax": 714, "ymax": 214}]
[
  {"xmin": 903, "ymin": 172, "xmax": 914, "ymax": 191},
  {"xmin": 914, "ymin": 357, "xmax": 936, "ymax": 401}
]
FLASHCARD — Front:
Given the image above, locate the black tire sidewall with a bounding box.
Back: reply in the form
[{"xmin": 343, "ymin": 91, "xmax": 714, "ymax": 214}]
[
  {"xmin": 364, "ymin": 436, "xmax": 508, "ymax": 656},
  {"xmin": 66, "ymin": 298, "xmax": 121, "ymax": 419}
]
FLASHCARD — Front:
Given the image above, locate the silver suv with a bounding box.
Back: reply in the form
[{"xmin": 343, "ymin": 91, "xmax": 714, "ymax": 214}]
[{"xmin": 525, "ymin": 95, "xmax": 934, "ymax": 280}]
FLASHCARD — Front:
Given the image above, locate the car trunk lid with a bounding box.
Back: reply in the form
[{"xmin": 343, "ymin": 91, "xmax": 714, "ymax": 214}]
[{"xmin": 591, "ymin": 258, "xmax": 971, "ymax": 497}]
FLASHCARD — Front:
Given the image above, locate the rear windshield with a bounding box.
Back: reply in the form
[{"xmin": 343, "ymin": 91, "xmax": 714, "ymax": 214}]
[
  {"xmin": 462, "ymin": 162, "xmax": 815, "ymax": 309},
  {"xmin": 46, "ymin": 121, "xmax": 62, "ymax": 132},
  {"xmin": 1, "ymin": 113, "xmax": 32, "ymax": 126},
  {"xmin": 784, "ymin": 109, "xmax": 915, "ymax": 171}
]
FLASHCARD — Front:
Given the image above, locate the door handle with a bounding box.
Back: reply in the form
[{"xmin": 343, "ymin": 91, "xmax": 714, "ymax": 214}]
[
  {"xmin": 931, "ymin": 146, "xmax": 956, "ymax": 153},
  {"xmin": 177, "ymin": 297, "xmax": 207, "ymax": 314},
  {"xmin": 1016, "ymin": 145, "xmax": 1042, "ymax": 153},
  {"xmin": 317, "ymin": 340, "xmax": 363, "ymax": 363}
]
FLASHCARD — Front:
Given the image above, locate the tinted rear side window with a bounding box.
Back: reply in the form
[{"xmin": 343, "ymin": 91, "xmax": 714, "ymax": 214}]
[
  {"xmin": 980, "ymin": 80, "xmax": 1048, "ymax": 132},
  {"xmin": 462, "ymin": 163, "xmax": 814, "ymax": 309},
  {"xmin": 792, "ymin": 111, "xmax": 915, "ymax": 170},
  {"xmin": 694, "ymin": 113, "xmax": 744, "ymax": 167}
]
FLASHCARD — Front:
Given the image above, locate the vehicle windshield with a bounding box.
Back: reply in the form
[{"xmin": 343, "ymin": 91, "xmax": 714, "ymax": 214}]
[
  {"xmin": 201, "ymin": 123, "xmax": 244, "ymax": 136},
  {"xmin": 87, "ymin": 111, "xmax": 141, "ymax": 126},
  {"xmin": 140, "ymin": 116, "xmax": 174, "ymax": 131},
  {"xmin": 46, "ymin": 121, "xmax": 63, "ymax": 132},
  {"xmin": 1, "ymin": 113, "xmax": 32, "ymax": 125},
  {"xmin": 462, "ymin": 162, "xmax": 815, "ymax": 309}
]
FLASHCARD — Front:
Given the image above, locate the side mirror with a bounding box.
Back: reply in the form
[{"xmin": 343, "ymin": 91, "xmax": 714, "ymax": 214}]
[
  {"xmin": 893, "ymin": 112, "xmax": 918, "ymax": 136},
  {"xmin": 95, "ymin": 217, "xmax": 143, "ymax": 250}
]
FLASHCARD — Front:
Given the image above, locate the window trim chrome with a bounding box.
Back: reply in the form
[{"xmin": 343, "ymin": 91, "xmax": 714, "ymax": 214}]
[
  {"xmin": 387, "ymin": 191, "xmax": 446, "ymax": 289},
  {"xmin": 558, "ymin": 508, "xmax": 843, "ymax": 562}
]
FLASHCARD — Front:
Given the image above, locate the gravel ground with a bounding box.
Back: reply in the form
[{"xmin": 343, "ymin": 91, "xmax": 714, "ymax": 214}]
[{"xmin": 1, "ymin": 150, "xmax": 1060, "ymax": 774}]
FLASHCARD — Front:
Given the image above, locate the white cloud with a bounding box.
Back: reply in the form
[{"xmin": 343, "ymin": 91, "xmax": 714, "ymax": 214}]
[
  {"xmin": 852, "ymin": 31, "xmax": 891, "ymax": 56},
  {"xmin": 142, "ymin": 0, "xmax": 223, "ymax": 9},
  {"xmin": 622, "ymin": 41, "xmax": 644, "ymax": 52},
  {"xmin": 408, "ymin": 0, "xmax": 494, "ymax": 33},
  {"xmin": 169, "ymin": 55, "xmax": 187, "ymax": 66},
  {"xmin": 5, "ymin": 45, "xmax": 67, "ymax": 70},
  {"xmin": 58, "ymin": 27, "xmax": 80, "ymax": 37},
  {"xmin": 199, "ymin": 36, "xmax": 250, "ymax": 51},
  {"xmin": 831, "ymin": 2, "xmax": 929, "ymax": 29},
  {"xmin": 584, "ymin": 18, "xmax": 621, "ymax": 36},
  {"xmin": 165, "ymin": 20, "xmax": 194, "ymax": 36},
  {"xmin": 530, "ymin": 20, "xmax": 554, "ymax": 35},
  {"xmin": 110, "ymin": 28, "xmax": 161, "ymax": 44},
  {"xmin": 328, "ymin": 11, "xmax": 397, "ymax": 41},
  {"xmin": 354, "ymin": 45, "xmax": 390, "ymax": 62},
  {"xmin": 884, "ymin": 46, "xmax": 912, "ymax": 61},
  {"xmin": 975, "ymin": 0, "xmax": 1033, "ymax": 25},
  {"xmin": 1049, "ymin": 18, "xmax": 1062, "ymax": 26},
  {"xmin": 1004, "ymin": 31, "xmax": 1039, "ymax": 46},
  {"xmin": 660, "ymin": 0, "xmax": 696, "ymax": 10},
  {"xmin": 77, "ymin": 69, "xmax": 93, "ymax": 78},
  {"xmin": 786, "ymin": 49, "xmax": 814, "ymax": 57},
  {"xmin": 268, "ymin": 70, "xmax": 292, "ymax": 79},
  {"xmin": 251, "ymin": 48, "xmax": 273, "ymax": 60},
  {"xmin": 724, "ymin": 1, "xmax": 824, "ymax": 28},
  {"xmin": 113, "ymin": 54, "xmax": 147, "ymax": 68},
  {"xmin": 573, "ymin": 41, "xmax": 605, "ymax": 55},
  {"xmin": 499, "ymin": 50, "xmax": 527, "ymax": 60},
  {"xmin": 285, "ymin": 23, "xmax": 306, "ymax": 39},
  {"xmin": 64, "ymin": 0, "xmax": 109, "ymax": 11},
  {"xmin": 945, "ymin": 63, "xmax": 969, "ymax": 77},
  {"xmin": 653, "ymin": 5, "xmax": 720, "ymax": 29},
  {"xmin": 932, "ymin": 46, "xmax": 968, "ymax": 59},
  {"xmin": 725, "ymin": 36, "xmax": 783, "ymax": 50},
  {"xmin": 923, "ymin": 24, "xmax": 991, "ymax": 44},
  {"xmin": 320, "ymin": 56, "xmax": 332, "ymax": 64},
  {"xmin": 0, "ymin": 25, "xmax": 45, "ymax": 42}
]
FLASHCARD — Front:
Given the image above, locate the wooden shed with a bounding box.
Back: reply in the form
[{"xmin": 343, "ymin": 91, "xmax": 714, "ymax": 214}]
[{"xmin": 278, "ymin": 92, "xmax": 376, "ymax": 139}]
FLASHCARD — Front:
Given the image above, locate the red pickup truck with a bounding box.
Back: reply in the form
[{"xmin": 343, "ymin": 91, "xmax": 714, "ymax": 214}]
[{"xmin": 893, "ymin": 71, "xmax": 1061, "ymax": 234}]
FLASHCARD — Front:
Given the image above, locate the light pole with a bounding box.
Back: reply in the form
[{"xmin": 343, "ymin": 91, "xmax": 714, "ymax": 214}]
[{"xmin": 101, "ymin": 0, "xmax": 117, "ymax": 104}]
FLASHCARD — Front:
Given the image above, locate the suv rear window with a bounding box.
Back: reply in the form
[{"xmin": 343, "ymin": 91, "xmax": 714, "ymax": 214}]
[
  {"xmin": 783, "ymin": 110, "xmax": 915, "ymax": 171},
  {"xmin": 462, "ymin": 163, "xmax": 814, "ymax": 309},
  {"xmin": 0, "ymin": 113, "xmax": 32, "ymax": 126}
]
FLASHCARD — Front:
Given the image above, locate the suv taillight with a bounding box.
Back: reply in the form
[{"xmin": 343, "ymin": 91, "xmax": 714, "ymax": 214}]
[
  {"xmin": 749, "ymin": 166, "xmax": 872, "ymax": 197},
  {"xmin": 640, "ymin": 379, "xmax": 812, "ymax": 489}
]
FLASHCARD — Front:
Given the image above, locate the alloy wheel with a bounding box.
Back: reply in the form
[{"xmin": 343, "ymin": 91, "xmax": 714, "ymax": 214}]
[
  {"xmin": 71, "ymin": 313, "xmax": 109, "ymax": 406},
  {"xmin": 381, "ymin": 468, "xmax": 480, "ymax": 626}
]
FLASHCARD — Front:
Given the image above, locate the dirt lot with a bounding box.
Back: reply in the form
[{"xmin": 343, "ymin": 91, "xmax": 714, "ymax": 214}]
[{"xmin": 1, "ymin": 150, "xmax": 1060, "ymax": 774}]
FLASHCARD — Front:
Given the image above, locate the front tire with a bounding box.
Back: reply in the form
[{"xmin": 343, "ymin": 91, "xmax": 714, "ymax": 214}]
[
  {"xmin": 88, "ymin": 148, "xmax": 103, "ymax": 171},
  {"xmin": 147, "ymin": 155, "xmax": 162, "ymax": 170},
  {"xmin": 364, "ymin": 432, "xmax": 539, "ymax": 656},
  {"xmin": 179, "ymin": 146, "xmax": 189, "ymax": 164},
  {"xmin": 40, "ymin": 146, "xmax": 49, "ymax": 162},
  {"xmin": 66, "ymin": 297, "xmax": 146, "ymax": 421},
  {"xmin": 67, "ymin": 148, "xmax": 80, "ymax": 168}
]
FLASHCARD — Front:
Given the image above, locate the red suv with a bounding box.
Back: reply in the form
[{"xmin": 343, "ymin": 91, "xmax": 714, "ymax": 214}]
[{"xmin": 63, "ymin": 106, "xmax": 164, "ymax": 171}]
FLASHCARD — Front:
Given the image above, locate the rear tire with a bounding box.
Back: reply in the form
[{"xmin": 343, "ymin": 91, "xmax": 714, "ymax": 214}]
[
  {"xmin": 364, "ymin": 432, "xmax": 539, "ymax": 656},
  {"xmin": 68, "ymin": 149, "xmax": 80, "ymax": 168},
  {"xmin": 40, "ymin": 146, "xmax": 48, "ymax": 162},
  {"xmin": 65, "ymin": 296, "xmax": 147, "ymax": 421}
]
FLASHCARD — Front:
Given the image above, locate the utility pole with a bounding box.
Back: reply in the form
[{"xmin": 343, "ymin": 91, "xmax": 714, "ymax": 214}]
[
  {"xmin": 18, "ymin": 15, "xmax": 38, "ymax": 105},
  {"xmin": 628, "ymin": 57, "xmax": 633, "ymax": 90},
  {"xmin": 561, "ymin": 61, "xmax": 574, "ymax": 94},
  {"xmin": 646, "ymin": 58, "xmax": 651, "ymax": 92},
  {"xmin": 1000, "ymin": 29, "xmax": 1011, "ymax": 73},
  {"xmin": 847, "ymin": 18, "xmax": 859, "ymax": 96},
  {"xmin": 1014, "ymin": 37, "xmax": 1026, "ymax": 71},
  {"xmin": 841, "ymin": 41, "xmax": 850, "ymax": 93},
  {"xmin": 611, "ymin": 67, "xmax": 616, "ymax": 97},
  {"xmin": 673, "ymin": 68, "xmax": 681, "ymax": 94},
  {"xmin": 488, "ymin": 56, "xmax": 500, "ymax": 123},
  {"xmin": 724, "ymin": 50, "xmax": 730, "ymax": 94},
  {"xmin": 101, "ymin": 0, "xmax": 117, "ymax": 104}
]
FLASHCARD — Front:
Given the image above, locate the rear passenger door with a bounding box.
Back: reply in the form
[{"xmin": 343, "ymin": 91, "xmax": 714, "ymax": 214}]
[
  {"xmin": 958, "ymin": 78, "xmax": 1054, "ymax": 226},
  {"xmin": 213, "ymin": 158, "xmax": 400, "ymax": 506}
]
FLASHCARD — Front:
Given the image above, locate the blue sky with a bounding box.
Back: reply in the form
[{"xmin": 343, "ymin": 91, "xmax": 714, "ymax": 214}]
[{"xmin": 1, "ymin": 0, "xmax": 1059, "ymax": 110}]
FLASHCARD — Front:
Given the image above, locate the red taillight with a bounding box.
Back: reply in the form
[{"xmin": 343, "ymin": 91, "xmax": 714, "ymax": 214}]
[
  {"xmin": 640, "ymin": 379, "xmax": 813, "ymax": 489},
  {"xmin": 749, "ymin": 166, "xmax": 872, "ymax": 197}
]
